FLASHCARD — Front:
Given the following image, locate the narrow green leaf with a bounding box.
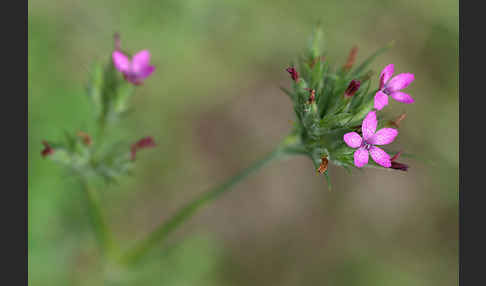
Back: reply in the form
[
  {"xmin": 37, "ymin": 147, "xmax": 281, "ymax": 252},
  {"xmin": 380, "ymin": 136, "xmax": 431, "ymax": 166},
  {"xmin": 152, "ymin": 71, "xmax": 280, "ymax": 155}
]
[
  {"xmin": 351, "ymin": 41, "xmax": 394, "ymax": 77},
  {"xmin": 280, "ymin": 86, "xmax": 296, "ymax": 101}
]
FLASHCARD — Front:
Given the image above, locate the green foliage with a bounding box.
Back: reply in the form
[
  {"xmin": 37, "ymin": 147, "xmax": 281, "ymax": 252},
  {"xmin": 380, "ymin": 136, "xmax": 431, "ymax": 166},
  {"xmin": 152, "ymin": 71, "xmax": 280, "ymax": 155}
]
[
  {"xmin": 87, "ymin": 60, "xmax": 136, "ymax": 125},
  {"xmin": 283, "ymin": 28, "xmax": 396, "ymax": 177},
  {"xmin": 45, "ymin": 58, "xmax": 139, "ymax": 185}
]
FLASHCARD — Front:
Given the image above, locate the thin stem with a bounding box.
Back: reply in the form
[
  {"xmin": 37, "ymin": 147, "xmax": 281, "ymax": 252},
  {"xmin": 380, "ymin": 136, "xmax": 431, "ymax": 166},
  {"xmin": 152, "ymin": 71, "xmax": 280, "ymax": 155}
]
[
  {"xmin": 82, "ymin": 181, "xmax": 116, "ymax": 258},
  {"xmin": 119, "ymin": 145, "xmax": 290, "ymax": 265},
  {"xmin": 95, "ymin": 116, "xmax": 107, "ymax": 149}
]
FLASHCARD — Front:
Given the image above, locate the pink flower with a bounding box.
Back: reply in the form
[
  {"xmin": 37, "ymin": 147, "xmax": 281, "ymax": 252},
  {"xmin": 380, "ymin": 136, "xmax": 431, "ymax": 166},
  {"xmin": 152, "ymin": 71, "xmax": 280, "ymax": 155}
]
[
  {"xmin": 112, "ymin": 50, "xmax": 155, "ymax": 85},
  {"xmin": 130, "ymin": 136, "xmax": 156, "ymax": 161},
  {"xmin": 343, "ymin": 111, "xmax": 398, "ymax": 168},
  {"xmin": 374, "ymin": 64, "xmax": 415, "ymax": 110}
]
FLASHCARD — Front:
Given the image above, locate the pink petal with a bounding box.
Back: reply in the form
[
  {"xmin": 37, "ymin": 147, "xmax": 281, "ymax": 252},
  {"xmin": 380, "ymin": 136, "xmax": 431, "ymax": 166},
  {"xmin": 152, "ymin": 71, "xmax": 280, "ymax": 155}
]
[
  {"xmin": 362, "ymin": 111, "xmax": 377, "ymax": 140},
  {"xmin": 386, "ymin": 73, "xmax": 414, "ymax": 92},
  {"xmin": 368, "ymin": 128, "xmax": 398, "ymax": 145},
  {"xmin": 139, "ymin": 65, "xmax": 155, "ymax": 78},
  {"xmin": 112, "ymin": 51, "xmax": 130, "ymax": 73},
  {"xmin": 343, "ymin": 132, "xmax": 363, "ymax": 148},
  {"xmin": 354, "ymin": 147, "xmax": 369, "ymax": 168},
  {"xmin": 379, "ymin": 64, "xmax": 394, "ymax": 88},
  {"xmin": 390, "ymin": 91, "xmax": 414, "ymax": 104},
  {"xmin": 373, "ymin": 90, "xmax": 389, "ymax": 110},
  {"xmin": 132, "ymin": 50, "xmax": 151, "ymax": 73},
  {"xmin": 369, "ymin": 146, "xmax": 391, "ymax": 168}
]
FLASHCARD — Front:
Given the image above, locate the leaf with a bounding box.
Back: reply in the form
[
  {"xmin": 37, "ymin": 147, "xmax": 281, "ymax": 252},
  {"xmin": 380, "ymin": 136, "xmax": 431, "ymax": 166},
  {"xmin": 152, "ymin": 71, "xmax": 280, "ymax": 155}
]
[
  {"xmin": 307, "ymin": 25, "xmax": 324, "ymax": 60},
  {"xmin": 324, "ymin": 170, "xmax": 332, "ymax": 191},
  {"xmin": 317, "ymin": 74, "xmax": 336, "ymax": 117},
  {"xmin": 86, "ymin": 62, "xmax": 104, "ymax": 118},
  {"xmin": 280, "ymin": 86, "xmax": 296, "ymax": 101},
  {"xmin": 382, "ymin": 149, "xmax": 436, "ymax": 166},
  {"xmin": 351, "ymin": 41, "xmax": 394, "ymax": 78},
  {"xmin": 49, "ymin": 149, "xmax": 72, "ymax": 166},
  {"xmin": 113, "ymin": 82, "xmax": 135, "ymax": 114},
  {"xmin": 345, "ymin": 99, "xmax": 374, "ymax": 127},
  {"xmin": 320, "ymin": 113, "xmax": 354, "ymax": 128},
  {"xmin": 349, "ymin": 79, "xmax": 371, "ymax": 110}
]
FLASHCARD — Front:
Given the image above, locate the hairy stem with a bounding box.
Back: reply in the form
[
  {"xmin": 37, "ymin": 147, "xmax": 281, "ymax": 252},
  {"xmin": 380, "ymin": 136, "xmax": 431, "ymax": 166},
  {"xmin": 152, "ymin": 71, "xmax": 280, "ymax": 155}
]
[
  {"xmin": 82, "ymin": 181, "xmax": 116, "ymax": 258},
  {"xmin": 118, "ymin": 144, "xmax": 295, "ymax": 265}
]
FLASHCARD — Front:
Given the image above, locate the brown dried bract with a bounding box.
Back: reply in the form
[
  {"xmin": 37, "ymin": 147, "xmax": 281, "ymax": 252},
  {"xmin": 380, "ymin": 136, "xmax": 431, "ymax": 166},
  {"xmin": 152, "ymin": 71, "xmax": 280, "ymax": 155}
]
[
  {"xmin": 317, "ymin": 156, "xmax": 329, "ymax": 174},
  {"xmin": 343, "ymin": 45, "xmax": 358, "ymax": 71},
  {"xmin": 389, "ymin": 113, "xmax": 407, "ymax": 128},
  {"xmin": 114, "ymin": 32, "xmax": 121, "ymax": 51},
  {"xmin": 77, "ymin": 131, "xmax": 93, "ymax": 146}
]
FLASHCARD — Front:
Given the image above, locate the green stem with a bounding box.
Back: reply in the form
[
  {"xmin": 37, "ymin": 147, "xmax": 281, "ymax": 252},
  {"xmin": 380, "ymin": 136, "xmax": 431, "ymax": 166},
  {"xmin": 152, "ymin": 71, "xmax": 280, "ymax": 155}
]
[
  {"xmin": 96, "ymin": 116, "xmax": 107, "ymax": 148},
  {"xmin": 82, "ymin": 181, "xmax": 116, "ymax": 258},
  {"xmin": 119, "ymin": 145, "xmax": 291, "ymax": 265}
]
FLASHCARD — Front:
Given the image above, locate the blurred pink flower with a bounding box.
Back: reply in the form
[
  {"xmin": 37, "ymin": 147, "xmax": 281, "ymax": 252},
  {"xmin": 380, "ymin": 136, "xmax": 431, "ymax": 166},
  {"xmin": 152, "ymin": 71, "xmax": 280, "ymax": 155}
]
[
  {"xmin": 112, "ymin": 50, "xmax": 155, "ymax": 85},
  {"xmin": 343, "ymin": 111, "xmax": 398, "ymax": 168},
  {"xmin": 374, "ymin": 64, "xmax": 415, "ymax": 110}
]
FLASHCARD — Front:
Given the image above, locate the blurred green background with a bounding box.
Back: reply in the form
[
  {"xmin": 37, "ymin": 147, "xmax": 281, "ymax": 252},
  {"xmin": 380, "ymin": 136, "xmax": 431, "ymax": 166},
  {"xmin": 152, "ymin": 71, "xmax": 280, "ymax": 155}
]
[{"xmin": 28, "ymin": 0, "xmax": 458, "ymax": 285}]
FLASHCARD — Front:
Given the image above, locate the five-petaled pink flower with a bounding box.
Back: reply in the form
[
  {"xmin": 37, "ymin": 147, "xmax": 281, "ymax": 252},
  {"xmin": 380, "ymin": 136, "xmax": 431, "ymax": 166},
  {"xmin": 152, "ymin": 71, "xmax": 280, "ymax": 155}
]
[
  {"xmin": 112, "ymin": 50, "xmax": 155, "ymax": 85},
  {"xmin": 343, "ymin": 111, "xmax": 398, "ymax": 168},
  {"xmin": 374, "ymin": 64, "xmax": 415, "ymax": 110}
]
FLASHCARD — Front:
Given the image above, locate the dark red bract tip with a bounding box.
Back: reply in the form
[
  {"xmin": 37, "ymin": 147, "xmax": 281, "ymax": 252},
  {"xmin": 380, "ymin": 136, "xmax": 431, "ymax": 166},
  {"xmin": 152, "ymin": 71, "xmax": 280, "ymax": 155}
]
[
  {"xmin": 41, "ymin": 140, "xmax": 54, "ymax": 158},
  {"xmin": 390, "ymin": 151, "xmax": 409, "ymax": 171},
  {"xmin": 131, "ymin": 136, "xmax": 156, "ymax": 161},
  {"xmin": 286, "ymin": 67, "xmax": 299, "ymax": 82},
  {"xmin": 344, "ymin": 79, "xmax": 361, "ymax": 97},
  {"xmin": 391, "ymin": 161, "xmax": 409, "ymax": 171},
  {"xmin": 305, "ymin": 88, "xmax": 316, "ymax": 104}
]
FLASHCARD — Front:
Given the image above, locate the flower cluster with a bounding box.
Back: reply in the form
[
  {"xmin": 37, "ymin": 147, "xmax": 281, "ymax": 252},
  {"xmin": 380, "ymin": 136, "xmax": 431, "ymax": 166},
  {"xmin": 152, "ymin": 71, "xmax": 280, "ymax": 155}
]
[
  {"xmin": 282, "ymin": 28, "xmax": 412, "ymax": 181},
  {"xmin": 41, "ymin": 34, "xmax": 156, "ymax": 183},
  {"xmin": 343, "ymin": 64, "xmax": 414, "ymax": 168}
]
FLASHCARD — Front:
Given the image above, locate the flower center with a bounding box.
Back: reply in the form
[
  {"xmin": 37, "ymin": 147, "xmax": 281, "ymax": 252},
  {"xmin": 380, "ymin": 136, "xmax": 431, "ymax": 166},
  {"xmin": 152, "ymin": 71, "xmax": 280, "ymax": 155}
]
[
  {"xmin": 362, "ymin": 141, "xmax": 372, "ymax": 150},
  {"xmin": 124, "ymin": 70, "xmax": 141, "ymax": 83},
  {"xmin": 383, "ymin": 86, "xmax": 391, "ymax": 95}
]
